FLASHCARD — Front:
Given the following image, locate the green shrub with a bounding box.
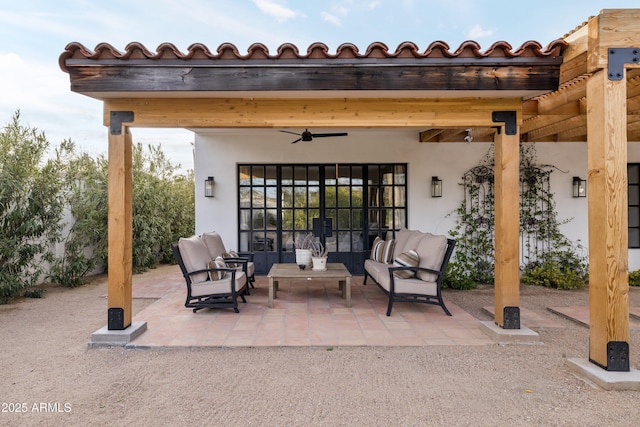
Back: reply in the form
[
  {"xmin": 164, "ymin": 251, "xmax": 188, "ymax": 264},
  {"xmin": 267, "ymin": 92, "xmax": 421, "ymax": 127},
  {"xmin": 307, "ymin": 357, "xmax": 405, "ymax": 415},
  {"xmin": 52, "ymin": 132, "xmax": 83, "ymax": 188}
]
[
  {"xmin": 443, "ymin": 261, "xmax": 478, "ymax": 290},
  {"xmin": 50, "ymin": 141, "xmax": 195, "ymax": 284},
  {"xmin": 522, "ymin": 261, "xmax": 586, "ymax": 290},
  {"xmin": 630, "ymin": 270, "xmax": 640, "ymax": 287},
  {"xmin": 0, "ymin": 112, "xmax": 66, "ymax": 302},
  {"xmin": 23, "ymin": 288, "xmax": 46, "ymax": 299}
]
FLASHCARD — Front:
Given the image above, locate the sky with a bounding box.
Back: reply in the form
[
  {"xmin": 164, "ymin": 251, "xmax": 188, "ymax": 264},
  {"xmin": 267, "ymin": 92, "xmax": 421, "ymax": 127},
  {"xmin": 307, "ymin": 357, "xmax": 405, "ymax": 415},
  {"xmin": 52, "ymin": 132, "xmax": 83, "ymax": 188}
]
[{"xmin": 1, "ymin": 0, "xmax": 639, "ymax": 172}]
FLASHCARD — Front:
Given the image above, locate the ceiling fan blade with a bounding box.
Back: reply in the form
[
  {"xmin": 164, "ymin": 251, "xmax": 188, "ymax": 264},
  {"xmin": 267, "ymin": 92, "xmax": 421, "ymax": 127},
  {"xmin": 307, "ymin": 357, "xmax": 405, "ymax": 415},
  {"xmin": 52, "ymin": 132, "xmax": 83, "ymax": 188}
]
[
  {"xmin": 309, "ymin": 132, "xmax": 348, "ymax": 138},
  {"xmin": 290, "ymin": 137, "xmax": 302, "ymax": 144},
  {"xmin": 279, "ymin": 130, "xmax": 301, "ymax": 136}
]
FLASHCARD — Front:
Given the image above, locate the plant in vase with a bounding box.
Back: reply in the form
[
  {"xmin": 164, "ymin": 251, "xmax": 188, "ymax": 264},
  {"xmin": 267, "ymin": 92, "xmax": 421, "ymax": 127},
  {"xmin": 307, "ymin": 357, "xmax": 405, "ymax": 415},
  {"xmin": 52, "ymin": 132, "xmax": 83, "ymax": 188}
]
[
  {"xmin": 294, "ymin": 233, "xmax": 313, "ymax": 269},
  {"xmin": 310, "ymin": 239, "xmax": 329, "ymax": 271}
]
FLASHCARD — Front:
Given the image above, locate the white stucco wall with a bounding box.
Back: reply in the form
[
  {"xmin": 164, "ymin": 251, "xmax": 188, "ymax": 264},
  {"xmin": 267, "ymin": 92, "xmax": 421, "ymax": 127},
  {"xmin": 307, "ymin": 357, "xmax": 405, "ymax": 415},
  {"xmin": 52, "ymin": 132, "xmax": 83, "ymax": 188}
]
[{"xmin": 194, "ymin": 129, "xmax": 640, "ymax": 271}]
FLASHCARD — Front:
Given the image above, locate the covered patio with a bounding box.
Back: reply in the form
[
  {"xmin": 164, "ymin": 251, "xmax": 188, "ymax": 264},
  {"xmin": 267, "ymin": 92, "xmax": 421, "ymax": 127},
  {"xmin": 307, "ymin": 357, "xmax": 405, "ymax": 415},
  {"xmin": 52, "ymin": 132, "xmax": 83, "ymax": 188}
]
[
  {"xmin": 117, "ymin": 264, "xmax": 558, "ymax": 348},
  {"xmin": 61, "ymin": 8, "xmax": 640, "ymax": 377}
]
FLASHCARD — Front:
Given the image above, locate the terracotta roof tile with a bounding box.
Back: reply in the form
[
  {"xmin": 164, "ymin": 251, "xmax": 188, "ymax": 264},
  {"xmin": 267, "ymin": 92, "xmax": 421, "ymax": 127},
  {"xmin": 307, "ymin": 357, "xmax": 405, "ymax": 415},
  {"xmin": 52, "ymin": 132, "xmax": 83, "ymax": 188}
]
[{"xmin": 59, "ymin": 39, "xmax": 568, "ymax": 72}]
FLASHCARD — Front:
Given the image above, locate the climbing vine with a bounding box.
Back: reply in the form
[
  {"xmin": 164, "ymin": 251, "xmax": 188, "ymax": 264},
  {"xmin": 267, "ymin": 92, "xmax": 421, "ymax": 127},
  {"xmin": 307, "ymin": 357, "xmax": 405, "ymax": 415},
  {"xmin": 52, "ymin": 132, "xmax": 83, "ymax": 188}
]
[{"xmin": 444, "ymin": 143, "xmax": 588, "ymax": 290}]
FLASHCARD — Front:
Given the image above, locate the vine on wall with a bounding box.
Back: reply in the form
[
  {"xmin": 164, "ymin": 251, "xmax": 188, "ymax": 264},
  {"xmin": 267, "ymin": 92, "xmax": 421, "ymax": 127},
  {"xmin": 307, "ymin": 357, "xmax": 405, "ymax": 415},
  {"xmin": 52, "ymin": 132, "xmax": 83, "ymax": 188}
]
[{"xmin": 444, "ymin": 143, "xmax": 588, "ymax": 290}]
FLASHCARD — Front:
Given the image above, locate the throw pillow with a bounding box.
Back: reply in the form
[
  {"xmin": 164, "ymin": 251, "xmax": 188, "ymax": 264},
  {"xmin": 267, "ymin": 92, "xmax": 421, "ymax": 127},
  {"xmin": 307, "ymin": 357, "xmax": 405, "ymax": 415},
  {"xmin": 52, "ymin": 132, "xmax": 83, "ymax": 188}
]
[
  {"xmin": 208, "ymin": 256, "xmax": 228, "ymax": 281},
  {"xmin": 371, "ymin": 237, "xmax": 395, "ymax": 264},
  {"xmin": 223, "ymin": 250, "xmax": 240, "ymax": 268},
  {"xmin": 370, "ymin": 237, "xmax": 384, "ymax": 261},
  {"xmin": 393, "ymin": 250, "xmax": 419, "ymax": 279}
]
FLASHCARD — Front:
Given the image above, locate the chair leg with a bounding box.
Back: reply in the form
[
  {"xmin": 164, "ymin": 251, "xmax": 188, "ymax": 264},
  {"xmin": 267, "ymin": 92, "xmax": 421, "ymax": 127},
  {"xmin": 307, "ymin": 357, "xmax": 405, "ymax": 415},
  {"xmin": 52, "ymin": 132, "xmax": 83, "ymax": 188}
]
[
  {"xmin": 386, "ymin": 298, "xmax": 394, "ymax": 316},
  {"xmin": 440, "ymin": 297, "xmax": 452, "ymax": 316},
  {"xmin": 363, "ymin": 272, "xmax": 369, "ymax": 285}
]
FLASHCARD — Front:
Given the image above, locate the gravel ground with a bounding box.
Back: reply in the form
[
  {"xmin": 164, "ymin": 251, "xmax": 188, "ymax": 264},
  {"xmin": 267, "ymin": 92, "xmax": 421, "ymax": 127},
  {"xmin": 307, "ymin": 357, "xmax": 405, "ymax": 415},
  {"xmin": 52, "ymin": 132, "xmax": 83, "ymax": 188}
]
[{"xmin": 1, "ymin": 278, "xmax": 640, "ymax": 426}]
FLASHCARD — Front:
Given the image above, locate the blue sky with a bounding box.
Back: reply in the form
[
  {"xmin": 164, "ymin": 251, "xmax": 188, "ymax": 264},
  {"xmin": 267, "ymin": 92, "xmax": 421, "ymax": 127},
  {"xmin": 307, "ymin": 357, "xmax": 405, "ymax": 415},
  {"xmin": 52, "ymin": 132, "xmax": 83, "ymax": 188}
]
[{"xmin": 1, "ymin": 0, "xmax": 639, "ymax": 171}]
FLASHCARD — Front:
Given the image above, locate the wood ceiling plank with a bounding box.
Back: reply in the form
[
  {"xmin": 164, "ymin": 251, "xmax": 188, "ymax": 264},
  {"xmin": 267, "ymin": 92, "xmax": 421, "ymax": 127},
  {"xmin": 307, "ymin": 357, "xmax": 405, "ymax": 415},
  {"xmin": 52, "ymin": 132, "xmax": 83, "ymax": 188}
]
[
  {"xmin": 521, "ymin": 114, "xmax": 575, "ymax": 134},
  {"xmin": 419, "ymin": 129, "xmax": 446, "ymax": 142},
  {"xmin": 557, "ymin": 125, "xmax": 587, "ymax": 141},
  {"xmin": 560, "ymin": 52, "xmax": 588, "ymax": 84},
  {"xmin": 535, "ymin": 77, "xmax": 587, "ymax": 113},
  {"xmin": 526, "ymin": 115, "xmax": 586, "ymax": 141}
]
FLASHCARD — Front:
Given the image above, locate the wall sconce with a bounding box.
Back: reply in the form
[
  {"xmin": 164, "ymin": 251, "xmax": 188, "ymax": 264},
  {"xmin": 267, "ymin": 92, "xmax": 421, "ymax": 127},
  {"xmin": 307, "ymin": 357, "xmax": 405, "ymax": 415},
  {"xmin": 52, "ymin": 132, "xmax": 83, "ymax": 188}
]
[
  {"xmin": 431, "ymin": 176, "xmax": 443, "ymax": 198},
  {"xmin": 572, "ymin": 176, "xmax": 586, "ymax": 198},
  {"xmin": 204, "ymin": 176, "xmax": 215, "ymax": 197}
]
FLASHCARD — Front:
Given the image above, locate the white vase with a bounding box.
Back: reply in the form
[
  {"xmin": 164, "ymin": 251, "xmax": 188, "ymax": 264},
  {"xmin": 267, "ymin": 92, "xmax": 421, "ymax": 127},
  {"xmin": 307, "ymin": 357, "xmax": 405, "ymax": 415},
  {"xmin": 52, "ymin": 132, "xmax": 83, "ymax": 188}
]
[
  {"xmin": 312, "ymin": 256, "xmax": 327, "ymax": 271},
  {"xmin": 295, "ymin": 249, "xmax": 312, "ymax": 268}
]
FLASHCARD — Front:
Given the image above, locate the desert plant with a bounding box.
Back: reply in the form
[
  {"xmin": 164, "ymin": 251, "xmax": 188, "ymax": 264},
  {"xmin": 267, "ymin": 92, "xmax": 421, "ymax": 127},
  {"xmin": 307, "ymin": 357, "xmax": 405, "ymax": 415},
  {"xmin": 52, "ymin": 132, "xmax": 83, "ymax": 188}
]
[
  {"xmin": 310, "ymin": 239, "xmax": 328, "ymax": 258},
  {"xmin": 294, "ymin": 233, "xmax": 313, "ymax": 250}
]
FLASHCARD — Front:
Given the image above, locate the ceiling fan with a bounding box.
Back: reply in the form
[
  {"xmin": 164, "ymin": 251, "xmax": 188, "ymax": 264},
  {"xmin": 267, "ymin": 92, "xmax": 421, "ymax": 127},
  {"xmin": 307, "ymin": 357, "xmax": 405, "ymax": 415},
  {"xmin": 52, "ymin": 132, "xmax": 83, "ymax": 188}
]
[{"xmin": 280, "ymin": 128, "xmax": 348, "ymax": 144}]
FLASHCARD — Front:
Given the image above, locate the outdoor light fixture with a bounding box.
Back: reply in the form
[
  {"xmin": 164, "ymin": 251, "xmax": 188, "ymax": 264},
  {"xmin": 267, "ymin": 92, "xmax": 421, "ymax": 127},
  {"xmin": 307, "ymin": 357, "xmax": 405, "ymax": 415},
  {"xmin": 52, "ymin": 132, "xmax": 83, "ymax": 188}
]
[
  {"xmin": 431, "ymin": 176, "xmax": 443, "ymax": 198},
  {"xmin": 204, "ymin": 176, "xmax": 215, "ymax": 197},
  {"xmin": 572, "ymin": 176, "xmax": 586, "ymax": 198}
]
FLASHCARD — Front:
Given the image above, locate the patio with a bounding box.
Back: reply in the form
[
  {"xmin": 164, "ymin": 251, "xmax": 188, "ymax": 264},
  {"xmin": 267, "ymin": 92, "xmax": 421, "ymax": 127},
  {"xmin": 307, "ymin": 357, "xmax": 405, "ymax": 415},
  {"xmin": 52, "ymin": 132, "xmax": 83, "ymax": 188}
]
[{"xmin": 126, "ymin": 264, "xmax": 496, "ymax": 348}]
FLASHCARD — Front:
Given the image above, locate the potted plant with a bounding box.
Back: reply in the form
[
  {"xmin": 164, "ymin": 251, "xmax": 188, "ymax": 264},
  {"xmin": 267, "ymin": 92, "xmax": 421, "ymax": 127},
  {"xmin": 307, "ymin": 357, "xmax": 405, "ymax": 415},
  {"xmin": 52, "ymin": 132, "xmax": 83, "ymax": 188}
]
[
  {"xmin": 294, "ymin": 233, "xmax": 313, "ymax": 269},
  {"xmin": 310, "ymin": 239, "xmax": 329, "ymax": 271}
]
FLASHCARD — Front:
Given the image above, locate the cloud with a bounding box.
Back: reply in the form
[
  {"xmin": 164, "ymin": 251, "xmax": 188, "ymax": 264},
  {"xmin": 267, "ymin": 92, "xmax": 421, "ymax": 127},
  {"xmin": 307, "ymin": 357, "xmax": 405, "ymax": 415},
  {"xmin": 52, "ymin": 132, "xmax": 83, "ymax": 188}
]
[
  {"xmin": 465, "ymin": 24, "xmax": 493, "ymax": 39},
  {"xmin": 367, "ymin": 0, "xmax": 382, "ymax": 9},
  {"xmin": 321, "ymin": 12, "xmax": 343, "ymax": 27},
  {"xmin": 252, "ymin": 0, "xmax": 299, "ymax": 23}
]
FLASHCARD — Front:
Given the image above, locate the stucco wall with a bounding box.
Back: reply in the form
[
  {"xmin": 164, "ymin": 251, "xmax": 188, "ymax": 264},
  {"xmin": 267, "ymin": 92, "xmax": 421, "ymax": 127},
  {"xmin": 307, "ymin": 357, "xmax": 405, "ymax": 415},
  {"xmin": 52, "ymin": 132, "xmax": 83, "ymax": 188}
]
[{"xmin": 194, "ymin": 129, "xmax": 640, "ymax": 271}]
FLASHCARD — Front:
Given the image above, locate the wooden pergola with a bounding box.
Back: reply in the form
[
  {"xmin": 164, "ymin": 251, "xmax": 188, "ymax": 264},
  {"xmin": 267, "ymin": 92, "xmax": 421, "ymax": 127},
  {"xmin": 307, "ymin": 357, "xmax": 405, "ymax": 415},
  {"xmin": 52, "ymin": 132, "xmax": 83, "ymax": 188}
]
[{"xmin": 60, "ymin": 9, "xmax": 640, "ymax": 371}]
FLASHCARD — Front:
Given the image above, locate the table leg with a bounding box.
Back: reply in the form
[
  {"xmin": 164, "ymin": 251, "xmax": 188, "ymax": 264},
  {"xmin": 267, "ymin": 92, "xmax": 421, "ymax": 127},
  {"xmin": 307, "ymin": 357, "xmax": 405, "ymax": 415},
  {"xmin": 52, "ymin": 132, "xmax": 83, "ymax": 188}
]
[
  {"xmin": 345, "ymin": 277, "xmax": 351, "ymax": 307},
  {"xmin": 268, "ymin": 277, "xmax": 274, "ymax": 308}
]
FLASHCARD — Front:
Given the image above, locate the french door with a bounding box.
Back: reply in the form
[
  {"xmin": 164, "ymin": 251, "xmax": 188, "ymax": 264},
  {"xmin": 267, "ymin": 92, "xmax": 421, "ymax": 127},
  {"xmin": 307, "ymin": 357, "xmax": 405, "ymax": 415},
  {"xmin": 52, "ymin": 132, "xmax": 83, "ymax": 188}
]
[{"xmin": 238, "ymin": 164, "xmax": 407, "ymax": 274}]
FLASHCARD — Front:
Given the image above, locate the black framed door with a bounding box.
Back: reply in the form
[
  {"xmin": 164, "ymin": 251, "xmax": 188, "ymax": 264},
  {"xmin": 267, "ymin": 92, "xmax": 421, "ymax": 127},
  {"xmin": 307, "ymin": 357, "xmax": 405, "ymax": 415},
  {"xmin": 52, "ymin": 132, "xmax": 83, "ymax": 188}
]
[{"xmin": 238, "ymin": 163, "xmax": 407, "ymax": 275}]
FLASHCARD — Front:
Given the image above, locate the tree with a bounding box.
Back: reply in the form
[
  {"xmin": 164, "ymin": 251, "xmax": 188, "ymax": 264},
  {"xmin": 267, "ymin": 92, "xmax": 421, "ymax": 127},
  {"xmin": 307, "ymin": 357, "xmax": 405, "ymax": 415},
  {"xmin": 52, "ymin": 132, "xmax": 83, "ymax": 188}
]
[
  {"xmin": 0, "ymin": 112, "xmax": 67, "ymax": 302},
  {"xmin": 51, "ymin": 142, "xmax": 195, "ymax": 283}
]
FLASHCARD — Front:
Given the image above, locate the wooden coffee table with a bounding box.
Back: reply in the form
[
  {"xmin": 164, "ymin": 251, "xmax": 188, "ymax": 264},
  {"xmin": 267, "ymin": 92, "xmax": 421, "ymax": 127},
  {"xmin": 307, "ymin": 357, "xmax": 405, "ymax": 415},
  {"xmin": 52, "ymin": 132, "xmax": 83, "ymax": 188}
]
[{"xmin": 267, "ymin": 263, "xmax": 352, "ymax": 308}]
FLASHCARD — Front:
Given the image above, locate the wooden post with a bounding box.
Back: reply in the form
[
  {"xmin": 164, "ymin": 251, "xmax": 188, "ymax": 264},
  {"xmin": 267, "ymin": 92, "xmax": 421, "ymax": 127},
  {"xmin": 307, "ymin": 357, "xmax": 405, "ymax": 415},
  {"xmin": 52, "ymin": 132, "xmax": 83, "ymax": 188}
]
[
  {"xmin": 107, "ymin": 118, "xmax": 133, "ymax": 330},
  {"xmin": 493, "ymin": 123, "xmax": 521, "ymax": 328},
  {"xmin": 586, "ymin": 69, "xmax": 630, "ymax": 370}
]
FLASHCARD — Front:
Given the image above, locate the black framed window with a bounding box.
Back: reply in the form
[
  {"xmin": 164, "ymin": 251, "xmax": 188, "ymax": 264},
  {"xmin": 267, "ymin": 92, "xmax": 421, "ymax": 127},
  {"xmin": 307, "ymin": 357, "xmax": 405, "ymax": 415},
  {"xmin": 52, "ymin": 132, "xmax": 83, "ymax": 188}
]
[
  {"xmin": 238, "ymin": 163, "xmax": 407, "ymax": 274},
  {"xmin": 629, "ymin": 164, "xmax": 640, "ymax": 248}
]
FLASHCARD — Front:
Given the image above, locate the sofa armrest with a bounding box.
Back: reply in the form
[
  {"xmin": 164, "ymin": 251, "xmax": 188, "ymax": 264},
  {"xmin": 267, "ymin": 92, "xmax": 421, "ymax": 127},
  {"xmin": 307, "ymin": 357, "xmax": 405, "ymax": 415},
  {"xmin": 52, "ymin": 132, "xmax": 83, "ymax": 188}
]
[{"xmin": 389, "ymin": 265, "xmax": 439, "ymax": 277}]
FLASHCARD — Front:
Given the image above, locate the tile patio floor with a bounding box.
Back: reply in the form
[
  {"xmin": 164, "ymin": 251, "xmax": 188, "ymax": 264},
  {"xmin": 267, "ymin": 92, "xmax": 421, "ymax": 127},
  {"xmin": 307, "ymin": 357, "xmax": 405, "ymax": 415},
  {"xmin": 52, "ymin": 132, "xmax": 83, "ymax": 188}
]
[
  {"xmin": 126, "ymin": 264, "xmax": 494, "ymax": 348},
  {"xmin": 121, "ymin": 264, "xmax": 638, "ymax": 349}
]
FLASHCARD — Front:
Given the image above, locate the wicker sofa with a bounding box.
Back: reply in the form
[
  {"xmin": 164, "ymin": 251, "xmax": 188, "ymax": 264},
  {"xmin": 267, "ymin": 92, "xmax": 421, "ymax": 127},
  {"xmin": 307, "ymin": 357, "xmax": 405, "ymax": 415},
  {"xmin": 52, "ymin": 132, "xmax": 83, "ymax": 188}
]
[{"xmin": 363, "ymin": 228, "xmax": 456, "ymax": 316}]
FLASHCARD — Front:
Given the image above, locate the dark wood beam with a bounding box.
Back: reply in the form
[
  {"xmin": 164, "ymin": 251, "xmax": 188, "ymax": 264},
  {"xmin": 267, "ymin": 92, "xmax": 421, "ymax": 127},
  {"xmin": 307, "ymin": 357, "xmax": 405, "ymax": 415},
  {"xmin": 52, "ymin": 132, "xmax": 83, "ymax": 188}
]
[{"xmin": 66, "ymin": 63, "xmax": 563, "ymax": 93}]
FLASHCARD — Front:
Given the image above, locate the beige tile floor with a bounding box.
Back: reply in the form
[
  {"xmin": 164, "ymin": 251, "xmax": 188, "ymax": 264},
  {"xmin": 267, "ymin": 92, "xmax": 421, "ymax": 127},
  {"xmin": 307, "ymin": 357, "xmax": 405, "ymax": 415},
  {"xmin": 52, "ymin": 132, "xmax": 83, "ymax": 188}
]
[
  {"xmin": 126, "ymin": 264, "xmax": 639, "ymax": 348},
  {"xmin": 127, "ymin": 264, "xmax": 495, "ymax": 348}
]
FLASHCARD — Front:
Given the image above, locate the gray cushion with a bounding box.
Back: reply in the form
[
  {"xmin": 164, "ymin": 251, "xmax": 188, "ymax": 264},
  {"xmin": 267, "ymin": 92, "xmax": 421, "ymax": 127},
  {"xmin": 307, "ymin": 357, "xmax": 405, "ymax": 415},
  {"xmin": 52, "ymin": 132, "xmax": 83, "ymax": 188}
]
[
  {"xmin": 201, "ymin": 231, "xmax": 227, "ymax": 259},
  {"xmin": 177, "ymin": 235, "xmax": 211, "ymax": 284},
  {"xmin": 190, "ymin": 271, "xmax": 246, "ymax": 297},
  {"xmin": 415, "ymin": 233, "xmax": 447, "ymax": 282},
  {"xmin": 403, "ymin": 231, "xmax": 425, "ymax": 253},
  {"xmin": 393, "ymin": 228, "xmax": 412, "ymax": 258}
]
